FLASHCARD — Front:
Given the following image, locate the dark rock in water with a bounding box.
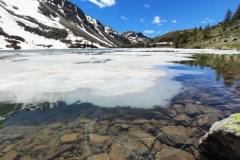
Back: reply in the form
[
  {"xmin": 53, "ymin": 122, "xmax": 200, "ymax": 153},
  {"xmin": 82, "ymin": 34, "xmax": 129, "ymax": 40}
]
[
  {"xmin": 60, "ymin": 133, "xmax": 80, "ymax": 143},
  {"xmin": 88, "ymin": 153, "xmax": 110, "ymax": 160},
  {"xmin": 173, "ymin": 104, "xmax": 185, "ymax": 114},
  {"xmin": 155, "ymin": 145, "xmax": 195, "ymax": 160},
  {"xmin": 132, "ymin": 119, "xmax": 149, "ymax": 125},
  {"xmin": 152, "ymin": 140, "xmax": 162, "ymax": 154},
  {"xmin": 0, "ymin": 150, "xmax": 19, "ymax": 160},
  {"xmin": 202, "ymin": 107, "xmax": 224, "ymax": 118},
  {"xmin": 184, "ymin": 104, "xmax": 201, "ymax": 116},
  {"xmin": 173, "ymin": 114, "xmax": 192, "ymax": 127},
  {"xmin": 199, "ymin": 113, "xmax": 240, "ymax": 160},
  {"xmin": 109, "ymin": 144, "xmax": 131, "ymax": 160},
  {"xmin": 204, "ymin": 97, "xmax": 227, "ymax": 106},
  {"xmin": 224, "ymin": 110, "xmax": 232, "ymax": 117},
  {"xmin": 108, "ymin": 124, "xmax": 129, "ymax": 135},
  {"xmin": 157, "ymin": 125, "xmax": 191, "ymax": 147},
  {"xmin": 2, "ymin": 144, "xmax": 16, "ymax": 153},
  {"xmin": 185, "ymin": 127, "xmax": 203, "ymax": 138},
  {"xmin": 46, "ymin": 144, "xmax": 74, "ymax": 160},
  {"xmin": 197, "ymin": 114, "xmax": 219, "ymax": 130},
  {"xmin": 88, "ymin": 134, "xmax": 112, "ymax": 148},
  {"xmin": 142, "ymin": 123, "xmax": 155, "ymax": 133}
]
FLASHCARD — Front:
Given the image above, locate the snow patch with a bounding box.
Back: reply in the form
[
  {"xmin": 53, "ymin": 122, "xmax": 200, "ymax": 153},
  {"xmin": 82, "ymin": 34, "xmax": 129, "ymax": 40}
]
[{"xmin": 0, "ymin": 49, "xmax": 207, "ymax": 108}]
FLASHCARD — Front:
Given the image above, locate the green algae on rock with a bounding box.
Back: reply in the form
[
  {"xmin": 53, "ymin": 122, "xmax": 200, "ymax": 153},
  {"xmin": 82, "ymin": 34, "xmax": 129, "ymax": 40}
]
[{"xmin": 199, "ymin": 113, "xmax": 240, "ymax": 160}]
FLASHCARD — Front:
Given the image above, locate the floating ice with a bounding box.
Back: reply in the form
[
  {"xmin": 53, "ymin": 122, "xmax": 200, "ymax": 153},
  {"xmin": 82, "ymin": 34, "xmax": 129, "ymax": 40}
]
[{"xmin": 1, "ymin": 48, "xmax": 237, "ymax": 108}]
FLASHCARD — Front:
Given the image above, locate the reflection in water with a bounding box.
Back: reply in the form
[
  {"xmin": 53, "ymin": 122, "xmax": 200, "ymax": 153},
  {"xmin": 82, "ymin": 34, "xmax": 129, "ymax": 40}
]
[
  {"xmin": 0, "ymin": 53, "xmax": 240, "ymax": 159},
  {"xmin": 179, "ymin": 54, "xmax": 240, "ymax": 95}
]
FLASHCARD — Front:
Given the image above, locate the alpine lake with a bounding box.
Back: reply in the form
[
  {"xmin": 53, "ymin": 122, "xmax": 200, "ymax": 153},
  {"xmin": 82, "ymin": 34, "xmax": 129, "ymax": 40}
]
[{"xmin": 0, "ymin": 49, "xmax": 240, "ymax": 160}]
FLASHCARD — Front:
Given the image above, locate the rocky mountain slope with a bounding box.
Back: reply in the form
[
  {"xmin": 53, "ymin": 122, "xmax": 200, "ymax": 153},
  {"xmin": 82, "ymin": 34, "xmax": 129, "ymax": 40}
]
[
  {"xmin": 121, "ymin": 31, "xmax": 149, "ymax": 43},
  {"xmin": 0, "ymin": 0, "xmax": 132, "ymax": 49},
  {"xmin": 154, "ymin": 20, "xmax": 240, "ymax": 50}
]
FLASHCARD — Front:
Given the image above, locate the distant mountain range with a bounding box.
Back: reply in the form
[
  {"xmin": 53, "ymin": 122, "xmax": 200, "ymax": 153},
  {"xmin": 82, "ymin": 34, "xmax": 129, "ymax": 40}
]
[
  {"xmin": 154, "ymin": 5, "xmax": 240, "ymax": 50},
  {"xmin": 0, "ymin": 0, "xmax": 148, "ymax": 49},
  {"xmin": 153, "ymin": 20, "xmax": 240, "ymax": 50},
  {"xmin": 1, "ymin": 0, "xmax": 239, "ymax": 50}
]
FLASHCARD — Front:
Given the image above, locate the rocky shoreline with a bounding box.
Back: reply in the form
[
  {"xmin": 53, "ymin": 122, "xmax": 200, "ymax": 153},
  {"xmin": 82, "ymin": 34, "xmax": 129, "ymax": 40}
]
[{"xmin": 0, "ymin": 96, "xmax": 238, "ymax": 160}]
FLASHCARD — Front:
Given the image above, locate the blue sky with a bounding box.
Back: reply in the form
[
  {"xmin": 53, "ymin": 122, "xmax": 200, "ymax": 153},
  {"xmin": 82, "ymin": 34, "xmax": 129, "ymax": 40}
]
[{"xmin": 69, "ymin": 0, "xmax": 240, "ymax": 38}]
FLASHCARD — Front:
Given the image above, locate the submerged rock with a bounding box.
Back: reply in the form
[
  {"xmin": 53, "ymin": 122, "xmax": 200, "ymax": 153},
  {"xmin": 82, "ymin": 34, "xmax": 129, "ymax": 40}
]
[
  {"xmin": 173, "ymin": 114, "xmax": 192, "ymax": 127},
  {"xmin": 184, "ymin": 103, "xmax": 201, "ymax": 116},
  {"xmin": 109, "ymin": 144, "xmax": 130, "ymax": 160},
  {"xmin": 199, "ymin": 113, "xmax": 240, "ymax": 160},
  {"xmin": 0, "ymin": 150, "xmax": 19, "ymax": 160},
  {"xmin": 60, "ymin": 133, "xmax": 80, "ymax": 143},
  {"xmin": 157, "ymin": 126, "xmax": 191, "ymax": 147},
  {"xmin": 88, "ymin": 153, "xmax": 110, "ymax": 160},
  {"xmin": 155, "ymin": 145, "xmax": 195, "ymax": 160}
]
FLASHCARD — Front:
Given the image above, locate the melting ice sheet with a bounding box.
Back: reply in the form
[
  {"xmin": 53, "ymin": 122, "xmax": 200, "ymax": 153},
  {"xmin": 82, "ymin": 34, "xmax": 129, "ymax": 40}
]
[{"xmin": 0, "ymin": 48, "xmax": 215, "ymax": 108}]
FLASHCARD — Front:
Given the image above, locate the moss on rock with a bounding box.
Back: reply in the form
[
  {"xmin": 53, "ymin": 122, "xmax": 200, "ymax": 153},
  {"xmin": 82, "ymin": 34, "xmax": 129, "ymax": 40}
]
[{"xmin": 199, "ymin": 114, "xmax": 240, "ymax": 159}]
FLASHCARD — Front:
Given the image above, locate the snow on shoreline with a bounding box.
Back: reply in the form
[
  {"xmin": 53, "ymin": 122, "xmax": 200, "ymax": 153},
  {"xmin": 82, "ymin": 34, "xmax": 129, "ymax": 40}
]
[{"xmin": 0, "ymin": 48, "xmax": 239, "ymax": 108}]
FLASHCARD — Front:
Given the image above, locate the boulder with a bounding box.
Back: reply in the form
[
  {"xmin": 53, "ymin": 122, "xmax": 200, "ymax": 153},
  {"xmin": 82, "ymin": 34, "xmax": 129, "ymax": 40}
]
[
  {"xmin": 173, "ymin": 104, "xmax": 185, "ymax": 114},
  {"xmin": 166, "ymin": 108, "xmax": 178, "ymax": 118},
  {"xmin": 185, "ymin": 127, "xmax": 203, "ymax": 138},
  {"xmin": 117, "ymin": 131, "xmax": 152, "ymax": 154},
  {"xmin": 132, "ymin": 119, "xmax": 149, "ymax": 125},
  {"xmin": 155, "ymin": 145, "xmax": 195, "ymax": 160},
  {"xmin": 197, "ymin": 114, "xmax": 219, "ymax": 130},
  {"xmin": 88, "ymin": 153, "xmax": 110, "ymax": 160},
  {"xmin": 109, "ymin": 144, "xmax": 130, "ymax": 160},
  {"xmin": 199, "ymin": 113, "xmax": 240, "ymax": 160},
  {"xmin": 184, "ymin": 104, "xmax": 201, "ymax": 116},
  {"xmin": 0, "ymin": 150, "xmax": 19, "ymax": 160},
  {"xmin": 127, "ymin": 131, "xmax": 156, "ymax": 149},
  {"xmin": 60, "ymin": 133, "xmax": 79, "ymax": 143},
  {"xmin": 46, "ymin": 144, "xmax": 74, "ymax": 159},
  {"xmin": 108, "ymin": 124, "xmax": 128, "ymax": 135},
  {"xmin": 157, "ymin": 126, "xmax": 191, "ymax": 147},
  {"xmin": 173, "ymin": 114, "xmax": 192, "ymax": 127},
  {"xmin": 142, "ymin": 123, "xmax": 155, "ymax": 133},
  {"xmin": 2, "ymin": 144, "xmax": 16, "ymax": 153},
  {"xmin": 152, "ymin": 140, "xmax": 162, "ymax": 154},
  {"xmin": 48, "ymin": 123, "xmax": 63, "ymax": 130},
  {"xmin": 202, "ymin": 107, "xmax": 224, "ymax": 118},
  {"xmin": 88, "ymin": 134, "xmax": 112, "ymax": 148}
]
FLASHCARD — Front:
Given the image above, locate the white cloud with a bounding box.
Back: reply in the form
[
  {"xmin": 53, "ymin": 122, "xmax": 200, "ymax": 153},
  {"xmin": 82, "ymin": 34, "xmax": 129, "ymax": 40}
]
[
  {"xmin": 144, "ymin": 3, "xmax": 150, "ymax": 8},
  {"xmin": 152, "ymin": 16, "xmax": 160, "ymax": 24},
  {"xmin": 201, "ymin": 18, "xmax": 215, "ymax": 24},
  {"xmin": 140, "ymin": 18, "xmax": 144, "ymax": 22},
  {"xmin": 143, "ymin": 30, "xmax": 154, "ymax": 34},
  {"xmin": 172, "ymin": 20, "xmax": 177, "ymax": 23},
  {"xmin": 121, "ymin": 16, "xmax": 128, "ymax": 20},
  {"xmin": 152, "ymin": 16, "xmax": 166, "ymax": 25},
  {"xmin": 88, "ymin": 0, "xmax": 116, "ymax": 8}
]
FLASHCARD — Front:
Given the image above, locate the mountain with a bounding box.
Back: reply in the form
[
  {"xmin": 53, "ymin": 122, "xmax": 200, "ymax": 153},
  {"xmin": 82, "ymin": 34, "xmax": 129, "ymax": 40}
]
[
  {"xmin": 153, "ymin": 4, "xmax": 240, "ymax": 50},
  {"xmin": 154, "ymin": 21, "xmax": 240, "ymax": 50},
  {"xmin": 0, "ymin": 0, "xmax": 132, "ymax": 49},
  {"xmin": 121, "ymin": 31, "xmax": 149, "ymax": 43}
]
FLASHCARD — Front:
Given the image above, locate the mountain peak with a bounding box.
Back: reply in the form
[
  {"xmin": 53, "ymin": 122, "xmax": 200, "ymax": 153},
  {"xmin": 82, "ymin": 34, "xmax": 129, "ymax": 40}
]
[
  {"xmin": 121, "ymin": 31, "xmax": 149, "ymax": 43},
  {"xmin": 0, "ymin": 0, "xmax": 131, "ymax": 49}
]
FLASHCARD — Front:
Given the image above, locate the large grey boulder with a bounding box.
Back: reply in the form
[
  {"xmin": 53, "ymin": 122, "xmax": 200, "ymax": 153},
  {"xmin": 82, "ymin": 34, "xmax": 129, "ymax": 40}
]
[{"xmin": 199, "ymin": 113, "xmax": 240, "ymax": 160}]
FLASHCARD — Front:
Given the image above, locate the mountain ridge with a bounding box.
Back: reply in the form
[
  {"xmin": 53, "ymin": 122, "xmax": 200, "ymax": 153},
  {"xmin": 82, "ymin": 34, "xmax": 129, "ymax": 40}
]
[
  {"xmin": 0, "ymin": 0, "xmax": 136, "ymax": 49},
  {"xmin": 154, "ymin": 5, "xmax": 240, "ymax": 50}
]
